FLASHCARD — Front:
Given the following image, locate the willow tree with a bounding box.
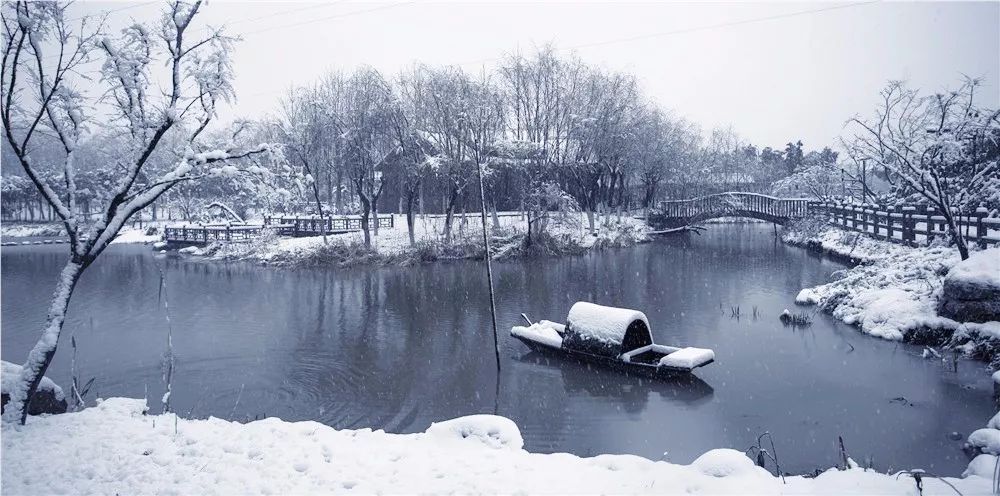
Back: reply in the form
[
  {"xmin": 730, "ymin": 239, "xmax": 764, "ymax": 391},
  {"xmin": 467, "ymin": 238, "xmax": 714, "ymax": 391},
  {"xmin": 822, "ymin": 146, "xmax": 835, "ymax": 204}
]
[{"xmin": 1, "ymin": 1, "xmax": 276, "ymax": 423}]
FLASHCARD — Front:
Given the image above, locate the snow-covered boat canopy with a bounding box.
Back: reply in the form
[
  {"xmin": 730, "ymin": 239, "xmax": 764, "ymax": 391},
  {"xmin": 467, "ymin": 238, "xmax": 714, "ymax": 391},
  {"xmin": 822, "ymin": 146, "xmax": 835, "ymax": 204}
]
[{"xmin": 564, "ymin": 302, "xmax": 653, "ymax": 355}]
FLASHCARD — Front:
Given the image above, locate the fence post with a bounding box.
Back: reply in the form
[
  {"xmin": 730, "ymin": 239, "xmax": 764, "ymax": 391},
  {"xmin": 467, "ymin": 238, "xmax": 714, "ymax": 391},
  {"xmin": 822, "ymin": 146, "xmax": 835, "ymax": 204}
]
[
  {"xmin": 885, "ymin": 206, "xmax": 895, "ymax": 241},
  {"xmin": 226, "ymin": 225, "xmax": 231, "ymax": 242},
  {"xmin": 925, "ymin": 206, "xmax": 937, "ymax": 243},
  {"xmin": 902, "ymin": 206, "xmax": 916, "ymax": 246},
  {"xmin": 974, "ymin": 206, "xmax": 988, "ymax": 249}
]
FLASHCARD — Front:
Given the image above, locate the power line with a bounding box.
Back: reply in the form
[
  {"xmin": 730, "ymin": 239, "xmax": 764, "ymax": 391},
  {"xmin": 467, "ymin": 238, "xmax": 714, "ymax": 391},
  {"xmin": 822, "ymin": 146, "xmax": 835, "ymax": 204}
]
[
  {"xmin": 227, "ymin": 1, "xmax": 349, "ymax": 26},
  {"xmin": 241, "ymin": 1, "xmax": 415, "ymax": 36},
  {"xmin": 64, "ymin": 1, "xmax": 159, "ymax": 23},
  {"xmin": 455, "ymin": 0, "xmax": 881, "ymax": 67}
]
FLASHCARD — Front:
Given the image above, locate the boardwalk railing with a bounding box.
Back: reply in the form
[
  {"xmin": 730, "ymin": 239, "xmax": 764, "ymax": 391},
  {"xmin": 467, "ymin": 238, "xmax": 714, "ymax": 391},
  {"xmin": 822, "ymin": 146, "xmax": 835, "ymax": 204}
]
[
  {"xmin": 657, "ymin": 192, "xmax": 812, "ymax": 223},
  {"xmin": 816, "ymin": 202, "xmax": 999, "ymax": 247},
  {"xmin": 164, "ymin": 215, "xmax": 395, "ymax": 245},
  {"xmin": 163, "ymin": 224, "xmax": 267, "ymax": 244},
  {"xmin": 263, "ymin": 214, "xmax": 394, "ymax": 236}
]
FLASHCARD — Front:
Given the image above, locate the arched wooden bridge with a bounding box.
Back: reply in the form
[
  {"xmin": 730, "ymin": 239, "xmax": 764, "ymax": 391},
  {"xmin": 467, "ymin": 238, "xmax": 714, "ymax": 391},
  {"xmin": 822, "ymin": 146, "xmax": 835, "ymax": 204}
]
[{"xmin": 650, "ymin": 192, "xmax": 813, "ymax": 229}]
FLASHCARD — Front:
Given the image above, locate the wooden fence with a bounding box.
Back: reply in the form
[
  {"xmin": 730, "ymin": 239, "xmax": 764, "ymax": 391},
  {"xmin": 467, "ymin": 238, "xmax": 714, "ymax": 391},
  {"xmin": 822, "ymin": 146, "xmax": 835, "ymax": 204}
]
[{"xmin": 814, "ymin": 202, "xmax": 999, "ymax": 247}]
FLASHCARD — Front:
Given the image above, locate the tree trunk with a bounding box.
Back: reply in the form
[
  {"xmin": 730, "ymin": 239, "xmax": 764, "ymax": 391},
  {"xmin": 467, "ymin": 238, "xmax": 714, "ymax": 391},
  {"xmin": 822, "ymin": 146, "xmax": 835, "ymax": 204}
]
[
  {"xmin": 4, "ymin": 258, "xmax": 86, "ymax": 424},
  {"xmin": 405, "ymin": 189, "xmax": 417, "ymax": 246},
  {"xmin": 359, "ymin": 194, "xmax": 371, "ymax": 248},
  {"xmin": 942, "ymin": 208, "xmax": 970, "ymax": 260},
  {"xmin": 587, "ymin": 210, "xmax": 596, "ymax": 235},
  {"xmin": 444, "ymin": 187, "xmax": 459, "ymax": 244},
  {"xmin": 335, "ymin": 170, "xmax": 344, "ymax": 214},
  {"xmin": 490, "ymin": 200, "xmax": 500, "ymax": 230}
]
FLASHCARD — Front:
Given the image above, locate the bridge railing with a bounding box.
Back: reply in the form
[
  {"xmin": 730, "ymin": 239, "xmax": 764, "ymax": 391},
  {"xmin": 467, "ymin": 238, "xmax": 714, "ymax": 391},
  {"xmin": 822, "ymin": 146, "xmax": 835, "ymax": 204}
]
[{"xmin": 658, "ymin": 192, "xmax": 811, "ymax": 220}]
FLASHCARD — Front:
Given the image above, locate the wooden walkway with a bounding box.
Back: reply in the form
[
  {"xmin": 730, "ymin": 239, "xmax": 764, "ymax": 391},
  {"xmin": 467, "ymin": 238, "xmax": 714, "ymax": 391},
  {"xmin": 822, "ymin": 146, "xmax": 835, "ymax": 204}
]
[{"xmin": 163, "ymin": 215, "xmax": 394, "ymax": 245}]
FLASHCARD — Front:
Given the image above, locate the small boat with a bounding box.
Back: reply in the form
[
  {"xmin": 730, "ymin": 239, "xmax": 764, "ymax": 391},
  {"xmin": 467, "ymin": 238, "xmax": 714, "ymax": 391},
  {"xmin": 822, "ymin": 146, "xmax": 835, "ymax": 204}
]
[{"xmin": 510, "ymin": 302, "xmax": 715, "ymax": 377}]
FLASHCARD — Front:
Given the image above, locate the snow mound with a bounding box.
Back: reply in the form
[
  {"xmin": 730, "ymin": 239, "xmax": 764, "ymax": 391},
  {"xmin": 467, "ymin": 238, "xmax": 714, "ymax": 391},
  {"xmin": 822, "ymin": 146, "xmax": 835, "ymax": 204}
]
[
  {"xmin": 1, "ymin": 360, "xmax": 65, "ymax": 401},
  {"xmin": 963, "ymin": 454, "xmax": 999, "ymax": 479},
  {"xmin": 566, "ymin": 302, "xmax": 649, "ymax": 345},
  {"xmin": 658, "ymin": 347, "xmax": 715, "ymax": 369},
  {"xmin": 968, "ymin": 428, "xmax": 1000, "ymax": 454},
  {"xmin": 511, "ymin": 321, "xmax": 564, "ymax": 348},
  {"xmin": 425, "ymin": 414, "xmax": 524, "ymax": 450},
  {"xmin": 988, "ymin": 412, "xmax": 1000, "ymax": 430},
  {"xmin": 691, "ymin": 449, "xmax": 759, "ymax": 478},
  {"xmin": 791, "ymin": 226, "xmax": 962, "ymax": 341},
  {"xmin": 947, "ymin": 248, "xmax": 1000, "ymax": 290}
]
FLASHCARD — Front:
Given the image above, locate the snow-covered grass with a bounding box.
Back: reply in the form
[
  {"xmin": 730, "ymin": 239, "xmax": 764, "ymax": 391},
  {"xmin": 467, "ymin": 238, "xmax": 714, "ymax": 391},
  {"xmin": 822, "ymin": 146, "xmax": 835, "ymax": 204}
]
[
  {"xmin": 784, "ymin": 217, "xmax": 1000, "ymax": 363},
  {"xmin": 0, "ymin": 222, "xmax": 66, "ymax": 238},
  {"xmin": 1, "ymin": 397, "xmax": 992, "ymax": 495},
  {"xmin": 195, "ymin": 212, "xmax": 650, "ymax": 267}
]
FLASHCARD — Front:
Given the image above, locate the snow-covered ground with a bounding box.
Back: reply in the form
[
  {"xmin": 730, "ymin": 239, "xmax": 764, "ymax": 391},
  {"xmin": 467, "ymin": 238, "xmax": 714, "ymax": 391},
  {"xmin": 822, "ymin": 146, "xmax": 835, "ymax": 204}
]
[
  {"xmin": 110, "ymin": 227, "xmax": 162, "ymax": 245},
  {"xmin": 0, "ymin": 222, "xmax": 66, "ymax": 238},
  {"xmin": 196, "ymin": 212, "xmax": 650, "ymax": 266},
  {"xmin": 1, "ymin": 397, "xmax": 993, "ymax": 495},
  {"xmin": 785, "ymin": 221, "xmax": 1000, "ymax": 347},
  {"xmin": 0, "ymin": 222, "xmax": 161, "ymax": 245}
]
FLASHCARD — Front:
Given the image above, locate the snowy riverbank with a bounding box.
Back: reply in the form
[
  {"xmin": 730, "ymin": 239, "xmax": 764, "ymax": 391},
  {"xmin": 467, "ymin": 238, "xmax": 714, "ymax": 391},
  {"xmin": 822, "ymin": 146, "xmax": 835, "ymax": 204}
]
[
  {"xmin": 1, "ymin": 397, "xmax": 993, "ymax": 495},
  {"xmin": 182, "ymin": 212, "xmax": 650, "ymax": 267},
  {"xmin": 1, "ymin": 223, "xmax": 162, "ymax": 245},
  {"xmin": 783, "ymin": 219, "xmax": 1000, "ymax": 365}
]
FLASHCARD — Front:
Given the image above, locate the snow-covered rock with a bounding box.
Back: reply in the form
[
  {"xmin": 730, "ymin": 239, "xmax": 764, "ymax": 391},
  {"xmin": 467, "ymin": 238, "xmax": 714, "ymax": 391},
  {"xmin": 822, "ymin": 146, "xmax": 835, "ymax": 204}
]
[
  {"xmin": 1, "ymin": 360, "xmax": 67, "ymax": 416},
  {"xmin": 1, "ymin": 397, "xmax": 992, "ymax": 495},
  {"xmin": 939, "ymin": 248, "xmax": 1000, "ymax": 323},
  {"xmin": 968, "ymin": 428, "xmax": 1000, "ymax": 455}
]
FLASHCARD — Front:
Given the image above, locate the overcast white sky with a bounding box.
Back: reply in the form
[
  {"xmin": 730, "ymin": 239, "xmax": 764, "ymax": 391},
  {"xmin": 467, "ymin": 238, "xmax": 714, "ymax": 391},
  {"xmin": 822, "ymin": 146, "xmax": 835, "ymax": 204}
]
[{"xmin": 70, "ymin": 0, "xmax": 1000, "ymax": 151}]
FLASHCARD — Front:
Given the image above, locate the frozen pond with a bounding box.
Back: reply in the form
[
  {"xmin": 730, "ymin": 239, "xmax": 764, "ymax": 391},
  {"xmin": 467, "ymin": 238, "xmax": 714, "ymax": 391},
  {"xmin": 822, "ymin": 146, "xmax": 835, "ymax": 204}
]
[{"xmin": 2, "ymin": 224, "xmax": 993, "ymax": 475}]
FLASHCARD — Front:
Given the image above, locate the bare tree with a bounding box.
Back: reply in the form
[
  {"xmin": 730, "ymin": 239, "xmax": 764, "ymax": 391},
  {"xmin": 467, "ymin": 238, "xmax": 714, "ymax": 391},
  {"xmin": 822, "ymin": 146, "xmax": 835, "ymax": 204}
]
[
  {"xmin": 275, "ymin": 85, "xmax": 335, "ymax": 243},
  {"xmin": 846, "ymin": 78, "xmax": 1000, "ymax": 259},
  {"xmin": 1, "ymin": 1, "xmax": 275, "ymax": 423},
  {"xmin": 340, "ymin": 68, "xmax": 394, "ymax": 247}
]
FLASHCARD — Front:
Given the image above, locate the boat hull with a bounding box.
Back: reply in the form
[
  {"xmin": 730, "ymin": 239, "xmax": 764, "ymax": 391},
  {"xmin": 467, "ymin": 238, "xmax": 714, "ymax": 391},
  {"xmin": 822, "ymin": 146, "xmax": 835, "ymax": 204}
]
[{"xmin": 511, "ymin": 334, "xmax": 711, "ymax": 378}]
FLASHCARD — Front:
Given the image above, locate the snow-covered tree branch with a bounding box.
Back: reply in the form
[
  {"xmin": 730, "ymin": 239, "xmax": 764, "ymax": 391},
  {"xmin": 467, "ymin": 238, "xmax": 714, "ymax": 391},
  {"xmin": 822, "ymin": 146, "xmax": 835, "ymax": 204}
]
[{"xmin": 1, "ymin": 0, "xmax": 276, "ymax": 424}]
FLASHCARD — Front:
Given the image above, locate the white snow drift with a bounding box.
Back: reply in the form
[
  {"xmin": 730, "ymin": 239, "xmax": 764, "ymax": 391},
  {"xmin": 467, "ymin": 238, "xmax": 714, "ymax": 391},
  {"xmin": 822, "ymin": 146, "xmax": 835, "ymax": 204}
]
[{"xmin": 1, "ymin": 398, "xmax": 993, "ymax": 495}]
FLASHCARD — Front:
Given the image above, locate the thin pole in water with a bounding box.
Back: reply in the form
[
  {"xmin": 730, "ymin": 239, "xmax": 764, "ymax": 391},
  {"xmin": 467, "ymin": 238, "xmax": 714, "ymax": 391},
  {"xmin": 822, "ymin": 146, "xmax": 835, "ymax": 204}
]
[{"xmin": 476, "ymin": 160, "xmax": 501, "ymax": 375}]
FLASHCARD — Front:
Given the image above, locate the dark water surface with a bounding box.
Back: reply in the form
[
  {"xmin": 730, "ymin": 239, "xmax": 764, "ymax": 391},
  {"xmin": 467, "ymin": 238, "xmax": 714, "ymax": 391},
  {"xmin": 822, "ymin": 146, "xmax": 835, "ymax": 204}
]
[{"xmin": 2, "ymin": 224, "xmax": 993, "ymax": 475}]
